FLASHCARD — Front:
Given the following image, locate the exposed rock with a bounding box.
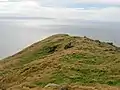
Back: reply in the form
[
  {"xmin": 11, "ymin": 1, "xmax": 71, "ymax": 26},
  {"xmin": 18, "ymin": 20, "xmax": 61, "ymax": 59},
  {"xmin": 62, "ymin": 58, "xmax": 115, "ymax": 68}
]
[
  {"xmin": 107, "ymin": 42, "xmax": 114, "ymax": 46},
  {"xmin": 64, "ymin": 42, "xmax": 73, "ymax": 49},
  {"xmin": 44, "ymin": 83, "xmax": 60, "ymax": 90},
  {"xmin": 59, "ymin": 85, "xmax": 69, "ymax": 90}
]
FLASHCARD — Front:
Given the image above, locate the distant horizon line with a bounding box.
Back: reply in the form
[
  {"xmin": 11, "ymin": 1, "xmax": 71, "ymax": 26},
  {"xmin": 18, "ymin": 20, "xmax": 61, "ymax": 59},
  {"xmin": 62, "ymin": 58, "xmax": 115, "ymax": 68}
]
[{"xmin": 0, "ymin": 16, "xmax": 55, "ymax": 20}]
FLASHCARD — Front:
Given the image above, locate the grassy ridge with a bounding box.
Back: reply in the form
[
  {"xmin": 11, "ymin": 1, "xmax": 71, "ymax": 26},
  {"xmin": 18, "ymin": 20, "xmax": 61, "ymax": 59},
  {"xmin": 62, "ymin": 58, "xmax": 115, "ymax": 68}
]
[{"xmin": 0, "ymin": 34, "xmax": 120, "ymax": 90}]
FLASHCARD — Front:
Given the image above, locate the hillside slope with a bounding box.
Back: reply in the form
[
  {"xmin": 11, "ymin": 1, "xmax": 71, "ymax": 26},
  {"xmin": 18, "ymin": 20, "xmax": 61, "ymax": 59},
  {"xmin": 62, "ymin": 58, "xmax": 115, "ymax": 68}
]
[{"xmin": 0, "ymin": 34, "xmax": 120, "ymax": 90}]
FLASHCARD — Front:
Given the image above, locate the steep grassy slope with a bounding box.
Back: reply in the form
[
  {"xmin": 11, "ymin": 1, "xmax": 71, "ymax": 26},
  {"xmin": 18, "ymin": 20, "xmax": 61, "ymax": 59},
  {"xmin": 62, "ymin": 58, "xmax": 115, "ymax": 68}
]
[{"xmin": 0, "ymin": 34, "xmax": 120, "ymax": 90}]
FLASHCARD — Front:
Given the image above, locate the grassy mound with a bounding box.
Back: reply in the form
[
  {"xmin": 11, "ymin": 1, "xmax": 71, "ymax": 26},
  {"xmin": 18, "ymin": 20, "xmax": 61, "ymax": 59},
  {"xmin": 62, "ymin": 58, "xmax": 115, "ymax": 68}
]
[{"xmin": 0, "ymin": 34, "xmax": 120, "ymax": 90}]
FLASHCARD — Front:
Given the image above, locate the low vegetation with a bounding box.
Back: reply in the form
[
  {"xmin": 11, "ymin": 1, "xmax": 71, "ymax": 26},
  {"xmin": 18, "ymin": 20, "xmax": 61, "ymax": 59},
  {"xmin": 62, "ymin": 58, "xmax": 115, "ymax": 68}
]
[{"xmin": 0, "ymin": 34, "xmax": 120, "ymax": 90}]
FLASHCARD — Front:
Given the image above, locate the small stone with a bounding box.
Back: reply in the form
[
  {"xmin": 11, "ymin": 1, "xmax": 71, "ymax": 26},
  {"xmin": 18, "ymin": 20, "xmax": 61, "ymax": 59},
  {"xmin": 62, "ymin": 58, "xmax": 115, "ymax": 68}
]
[
  {"xmin": 59, "ymin": 85, "xmax": 69, "ymax": 90},
  {"xmin": 44, "ymin": 83, "xmax": 60, "ymax": 89}
]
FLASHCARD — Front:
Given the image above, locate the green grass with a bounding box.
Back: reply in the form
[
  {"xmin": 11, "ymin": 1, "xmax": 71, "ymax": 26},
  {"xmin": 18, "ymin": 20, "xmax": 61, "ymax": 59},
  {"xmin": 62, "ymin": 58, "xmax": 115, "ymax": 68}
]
[
  {"xmin": 61, "ymin": 53, "xmax": 105, "ymax": 65},
  {"xmin": 51, "ymin": 71, "xmax": 71, "ymax": 84},
  {"xmin": 20, "ymin": 44, "xmax": 59, "ymax": 64},
  {"xmin": 107, "ymin": 80, "xmax": 120, "ymax": 86},
  {"xmin": 0, "ymin": 70, "xmax": 9, "ymax": 76},
  {"xmin": 19, "ymin": 36, "xmax": 74, "ymax": 65},
  {"xmin": 59, "ymin": 53, "xmax": 120, "ymax": 86},
  {"xmin": 34, "ymin": 82, "xmax": 48, "ymax": 87},
  {"xmin": 0, "ymin": 72, "xmax": 4, "ymax": 76}
]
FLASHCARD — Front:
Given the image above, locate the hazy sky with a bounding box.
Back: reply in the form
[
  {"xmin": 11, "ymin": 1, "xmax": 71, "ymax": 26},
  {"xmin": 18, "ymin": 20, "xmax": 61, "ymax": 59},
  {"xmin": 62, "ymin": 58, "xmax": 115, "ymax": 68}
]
[{"xmin": 0, "ymin": 0, "xmax": 120, "ymax": 59}]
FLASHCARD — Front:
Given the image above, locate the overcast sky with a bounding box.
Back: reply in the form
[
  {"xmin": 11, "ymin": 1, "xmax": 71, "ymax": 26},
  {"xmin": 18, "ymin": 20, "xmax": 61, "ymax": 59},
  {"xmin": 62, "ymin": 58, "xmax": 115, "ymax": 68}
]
[{"xmin": 0, "ymin": 0, "xmax": 120, "ymax": 59}]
